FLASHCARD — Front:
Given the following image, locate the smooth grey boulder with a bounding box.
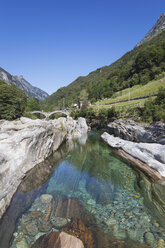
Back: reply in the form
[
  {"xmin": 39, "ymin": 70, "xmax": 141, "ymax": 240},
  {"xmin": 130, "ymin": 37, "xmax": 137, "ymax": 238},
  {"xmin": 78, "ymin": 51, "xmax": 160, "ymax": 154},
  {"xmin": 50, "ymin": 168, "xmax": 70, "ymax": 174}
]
[
  {"xmin": 107, "ymin": 119, "xmax": 165, "ymax": 144},
  {"xmin": 0, "ymin": 117, "xmax": 88, "ymax": 219},
  {"xmin": 101, "ymin": 132, "xmax": 165, "ymax": 179}
]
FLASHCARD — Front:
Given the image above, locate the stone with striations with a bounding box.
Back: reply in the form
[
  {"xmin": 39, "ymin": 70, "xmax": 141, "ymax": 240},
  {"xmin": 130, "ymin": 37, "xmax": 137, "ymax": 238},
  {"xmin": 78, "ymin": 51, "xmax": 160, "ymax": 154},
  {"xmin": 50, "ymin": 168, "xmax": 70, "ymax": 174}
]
[
  {"xmin": 31, "ymin": 231, "xmax": 84, "ymax": 248},
  {"xmin": 101, "ymin": 132, "xmax": 165, "ymax": 179}
]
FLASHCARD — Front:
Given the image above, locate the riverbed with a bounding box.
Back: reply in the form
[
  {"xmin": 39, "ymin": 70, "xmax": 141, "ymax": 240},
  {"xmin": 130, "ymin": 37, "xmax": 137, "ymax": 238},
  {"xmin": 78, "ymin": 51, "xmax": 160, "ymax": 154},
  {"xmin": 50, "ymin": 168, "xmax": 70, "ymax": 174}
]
[{"xmin": 0, "ymin": 131, "xmax": 165, "ymax": 248}]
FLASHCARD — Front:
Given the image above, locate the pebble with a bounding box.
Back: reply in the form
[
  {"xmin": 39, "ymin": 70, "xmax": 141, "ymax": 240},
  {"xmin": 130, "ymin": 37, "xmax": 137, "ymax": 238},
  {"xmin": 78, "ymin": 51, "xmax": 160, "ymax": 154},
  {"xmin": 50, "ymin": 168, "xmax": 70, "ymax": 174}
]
[
  {"xmin": 13, "ymin": 232, "xmax": 18, "ymax": 237},
  {"xmin": 16, "ymin": 237, "xmax": 28, "ymax": 248},
  {"xmin": 127, "ymin": 229, "xmax": 137, "ymax": 241},
  {"xmin": 144, "ymin": 232, "xmax": 155, "ymax": 246},
  {"xmin": 105, "ymin": 217, "xmax": 117, "ymax": 226},
  {"xmin": 37, "ymin": 217, "xmax": 52, "ymax": 232},
  {"xmin": 125, "ymin": 211, "xmax": 132, "ymax": 217},
  {"xmin": 87, "ymin": 199, "xmax": 96, "ymax": 205},
  {"xmin": 157, "ymin": 238, "xmax": 165, "ymax": 248},
  {"xmin": 24, "ymin": 221, "xmax": 39, "ymax": 236},
  {"xmin": 50, "ymin": 216, "xmax": 68, "ymax": 228},
  {"xmin": 40, "ymin": 194, "xmax": 53, "ymax": 204}
]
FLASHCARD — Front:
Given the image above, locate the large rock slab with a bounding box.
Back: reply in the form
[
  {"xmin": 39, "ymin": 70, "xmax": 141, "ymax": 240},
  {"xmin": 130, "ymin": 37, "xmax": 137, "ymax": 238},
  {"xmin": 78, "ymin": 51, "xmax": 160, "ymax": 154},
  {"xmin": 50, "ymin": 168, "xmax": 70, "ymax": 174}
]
[
  {"xmin": 101, "ymin": 132, "xmax": 165, "ymax": 180},
  {"xmin": 107, "ymin": 119, "xmax": 165, "ymax": 144},
  {"xmin": 0, "ymin": 117, "xmax": 88, "ymax": 219},
  {"xmin": 31, "ymin": 231, "xmax": 84, "ymax": 248}
]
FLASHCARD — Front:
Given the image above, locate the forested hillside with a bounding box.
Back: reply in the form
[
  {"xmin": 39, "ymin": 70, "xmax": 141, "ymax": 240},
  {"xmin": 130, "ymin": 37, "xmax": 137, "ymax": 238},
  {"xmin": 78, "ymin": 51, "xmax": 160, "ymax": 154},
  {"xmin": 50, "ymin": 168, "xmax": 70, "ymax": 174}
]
[{"xmin": 44, "ymin": 30, "xmax": 165, "ymax": 110}]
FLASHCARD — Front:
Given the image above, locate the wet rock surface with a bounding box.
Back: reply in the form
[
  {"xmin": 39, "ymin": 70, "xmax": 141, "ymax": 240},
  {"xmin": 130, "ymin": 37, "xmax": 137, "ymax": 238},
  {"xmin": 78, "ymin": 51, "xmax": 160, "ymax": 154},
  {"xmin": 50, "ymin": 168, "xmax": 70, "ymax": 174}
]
[
  {"xmin": 107, "ymin": 119, "xmax": 165, "ymax": 144},
  {"xmin": 0, "ymin": 116, "xmax": 88, "ymax": 219},
  {"xmin": 2, "ymin": 131, "xmax": 165, "ymax": 248},
  {"xmin": 10, "ymin": 181, "xmax": 165, "ymax": 248},
  {"xmin": 31, "ymin": 231, "xmax": 85, "ymax": 248},
  {"xmin": 40, "ymin": 194, "xmax": 53, "ymax": 204},
  {"xmin": 10, "ymin": 195, "xmax": 97, "ymax": 248},
  {"xmin": 10, "ymin": 191, "xmax": 154, "ymax": 248},
  {"xmin": 101, "ymin": 132, "xmax": 165, "ymax": 180},
  {"xmin": 50, "ymin": 216, "xmax": 68, "ymax": 228}
]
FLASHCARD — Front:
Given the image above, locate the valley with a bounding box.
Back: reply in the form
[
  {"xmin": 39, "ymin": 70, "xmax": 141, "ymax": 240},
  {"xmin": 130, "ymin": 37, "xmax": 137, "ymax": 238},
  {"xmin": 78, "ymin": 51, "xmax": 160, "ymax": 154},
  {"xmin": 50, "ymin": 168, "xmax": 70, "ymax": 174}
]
[{"xmin": 0, "ymin": 10, "xmax": 165, "ymax": 248}]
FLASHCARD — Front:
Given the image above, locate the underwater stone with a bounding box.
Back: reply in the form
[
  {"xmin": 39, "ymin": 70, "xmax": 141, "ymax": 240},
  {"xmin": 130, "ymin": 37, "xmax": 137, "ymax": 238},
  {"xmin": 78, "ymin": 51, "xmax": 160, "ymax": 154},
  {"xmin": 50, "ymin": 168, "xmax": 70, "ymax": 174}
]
[
  {"xmin": 24, "ymin": 220, "xmax": 39, "ymax": 236},
  {"xmin": 16, "ymin": 237, "xmax": 28, "ymax": 248},
  {"xmin": 40, "ymin": 194, "xmax": 53, "ymax": 204},
  {"xmin": 28, "ymin": 211, "xmax": 43, "ymax": 219},
  {"xmin": 124, "ymin": 211, "xmax": 132, "ymax": 217},
  {"xmin": 31, "ymin": 231, "xmax": 84, "ymax": 248},
  {"xmin": 127, "ymin": 229, "xmax": 137, "ymax": 241},
  {"xmin": 50, "ymin": 216, "xmax": 68, "ymax": 228},
  {"xmin": 157, "ymin": 238, "xmax": 165, "ymax": 248},
  {"xmin": 144, "ymin": 232, "xmax": 155, "ymax": 246},
  {"xmin": 20, "ymin": 214, "xmax": 31, "ymax": 225},
  {"xmin": 87, "ymin": 199, "xmax": 96, "ymax": 205},
  {"xmin": 37, "ymin": 217, "xmax": 52, "ymax": 232},
  {"xmin": 114, "ymin": 229, "xmax": 126, "ymax": 240},
  {"xmin": 105, "ymin": 217, "xmax": 117, "ymax": 226}
]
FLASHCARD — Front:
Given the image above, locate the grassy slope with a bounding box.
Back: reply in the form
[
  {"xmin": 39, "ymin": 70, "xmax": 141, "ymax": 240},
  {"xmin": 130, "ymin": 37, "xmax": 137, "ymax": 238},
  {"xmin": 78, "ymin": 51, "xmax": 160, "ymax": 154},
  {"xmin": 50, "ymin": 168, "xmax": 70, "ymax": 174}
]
[
  {"xmin": 90, "ymin": 77, "xmax": 165, "ymax": 116},
  {"xmin": 95, "ymin": 76, "xmax": 165, "ymax": 105},
  {"xmin": 44, "ymin": 30, "xmax": 165, "ymax": 109}
]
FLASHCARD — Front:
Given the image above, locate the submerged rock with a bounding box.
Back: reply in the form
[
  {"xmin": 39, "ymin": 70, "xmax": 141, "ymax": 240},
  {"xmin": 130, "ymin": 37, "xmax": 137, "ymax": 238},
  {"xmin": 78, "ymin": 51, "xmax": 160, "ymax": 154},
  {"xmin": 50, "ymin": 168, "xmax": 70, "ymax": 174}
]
[
  {"xmin": 144, "ymin": 232, "xmax": 155, "ymax": 246},
  {"xmin": 105, "ymin": 217, "xmax": 117, "ymax": 226},
  {"xmin": 37, "ymin": 217, "xmax": 52, "ymax": 232},
  {"xmin": 63, "ymin": 219, "xmax": 95, "ymax": 248},
  {"xmin": 0, "ymin": 117, "xmax": 88, "ymax": 219},
  {"xmin": 16, "ymin": 237, "xmax": 28, "ymax": 248},
  {"xmin": 31, "ymin": 231, "xmax": 84, "ymax": 248},
  {"xmin": 50, "ymin": 216, "xmax": 68, "ymax": 228},
  {"xmin": 40, "ymin": 194, "xmax": 53, "ymax": 204},
  {"xmin": 101, "ymin": 132, "xmax": 165, "ymax": 180},
  {"xmin": 24, "ymin": 220, "xmax": 39, "ymax": 236},
  {"xmin": 157, "ymin": 238, "xmax": 165, "ymax": 248},
  {"xmin": 28, "ymin": 211, "xmax": 43, "ymax": 219}
]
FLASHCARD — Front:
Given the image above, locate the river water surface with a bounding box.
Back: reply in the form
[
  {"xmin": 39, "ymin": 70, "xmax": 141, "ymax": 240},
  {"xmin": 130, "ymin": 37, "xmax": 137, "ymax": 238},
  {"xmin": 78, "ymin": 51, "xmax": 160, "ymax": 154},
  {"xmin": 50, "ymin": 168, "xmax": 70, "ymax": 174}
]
[{"xmin": 0, "ymin": 131, "xmax": 165, "ymax": 248}]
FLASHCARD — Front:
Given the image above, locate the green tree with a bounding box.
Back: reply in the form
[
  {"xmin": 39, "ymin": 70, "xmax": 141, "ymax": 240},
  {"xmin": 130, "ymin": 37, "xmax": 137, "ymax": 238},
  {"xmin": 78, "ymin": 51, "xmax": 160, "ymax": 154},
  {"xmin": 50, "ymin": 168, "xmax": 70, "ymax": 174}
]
[
  {"xmin": 25, "ymin": 98, "xmax": 41, "ymax": 111},
  {"xmin": 0, "ymin": 81, "xmax": 27, "ymax": 120}
]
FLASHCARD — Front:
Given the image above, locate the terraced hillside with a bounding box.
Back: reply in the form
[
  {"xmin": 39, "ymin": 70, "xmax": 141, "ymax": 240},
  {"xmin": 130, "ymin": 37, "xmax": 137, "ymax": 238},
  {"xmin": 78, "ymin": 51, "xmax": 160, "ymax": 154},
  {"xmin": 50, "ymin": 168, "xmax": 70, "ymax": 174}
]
[{"xmin": 94, "ymin": 77, "xmax": 165, "ymax": 108}]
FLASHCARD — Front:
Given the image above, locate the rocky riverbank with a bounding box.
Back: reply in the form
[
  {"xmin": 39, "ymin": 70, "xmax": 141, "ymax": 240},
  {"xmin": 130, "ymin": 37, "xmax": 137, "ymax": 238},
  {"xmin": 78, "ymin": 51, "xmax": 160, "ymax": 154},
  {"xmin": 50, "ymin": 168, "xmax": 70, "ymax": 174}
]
[
  {"xmin": 101, "ymin": 119, "xmax": 165, "ymax": 181},
  {"xmin": 0, "ymin": 116, "xmax": 88, "ymax": 219},
  {"xmin": 107, "ymin": 119, "xmax": 165, "ymax": 144}
]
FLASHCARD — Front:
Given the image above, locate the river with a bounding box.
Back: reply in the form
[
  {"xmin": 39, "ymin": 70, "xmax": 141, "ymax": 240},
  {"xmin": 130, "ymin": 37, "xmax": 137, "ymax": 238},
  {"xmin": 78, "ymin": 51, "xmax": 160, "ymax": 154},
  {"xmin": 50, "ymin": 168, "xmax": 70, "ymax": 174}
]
[{"xmin": 0, "ymin": 131, "xmax": 165, "ymax": 248}]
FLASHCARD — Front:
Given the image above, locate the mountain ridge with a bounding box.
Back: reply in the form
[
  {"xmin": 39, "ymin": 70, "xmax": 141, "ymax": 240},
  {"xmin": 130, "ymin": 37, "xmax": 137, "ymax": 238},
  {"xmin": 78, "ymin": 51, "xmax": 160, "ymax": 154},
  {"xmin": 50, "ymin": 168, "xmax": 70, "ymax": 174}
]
[
  {"xmin": 0, "ymin": 67, "xmax": 49, "ymax": 101},
  {"xmin": 136, "ymin": 13, "xmax": 165, "ymax": 47}
]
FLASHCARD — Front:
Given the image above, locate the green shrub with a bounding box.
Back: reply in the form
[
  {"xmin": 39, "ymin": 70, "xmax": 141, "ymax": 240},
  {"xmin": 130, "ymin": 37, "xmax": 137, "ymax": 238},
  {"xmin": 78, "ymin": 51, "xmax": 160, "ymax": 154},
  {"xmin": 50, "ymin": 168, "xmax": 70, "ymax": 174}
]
[{"xmin": 141, "ymin": 87, "xmax": 165, "ymax": 122}]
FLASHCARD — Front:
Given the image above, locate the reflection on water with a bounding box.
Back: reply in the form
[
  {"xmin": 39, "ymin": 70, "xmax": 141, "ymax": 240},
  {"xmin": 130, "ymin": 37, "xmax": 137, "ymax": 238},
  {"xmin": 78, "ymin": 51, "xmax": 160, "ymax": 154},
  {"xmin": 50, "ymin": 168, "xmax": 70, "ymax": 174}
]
[{"xmin": 1, "ymin": 132, "xmax": 165, "ymax": 248}]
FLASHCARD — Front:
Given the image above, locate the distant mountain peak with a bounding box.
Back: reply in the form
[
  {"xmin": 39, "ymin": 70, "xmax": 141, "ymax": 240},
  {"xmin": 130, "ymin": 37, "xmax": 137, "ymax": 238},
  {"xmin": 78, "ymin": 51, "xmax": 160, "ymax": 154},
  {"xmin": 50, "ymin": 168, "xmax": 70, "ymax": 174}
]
[
  {"xmin": 16, "ymin": 75, "xmax": 24, "ymax": 80},
  {"xmin": 136, "ymin": 13, "xmax": 165, "ymax": 47},
  {"xmin": 0, "ymin": 67, "xmax": 49, "ymax": 101}
]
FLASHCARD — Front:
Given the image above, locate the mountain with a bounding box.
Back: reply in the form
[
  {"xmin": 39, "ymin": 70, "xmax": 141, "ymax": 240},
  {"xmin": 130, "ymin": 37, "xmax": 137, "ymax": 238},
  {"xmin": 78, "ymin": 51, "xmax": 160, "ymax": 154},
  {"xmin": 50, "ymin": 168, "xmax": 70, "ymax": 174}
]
[
  {"xmin": 0, "ymin": 67, "xmax": 49, "ymax": 101},
  {"xmin": 44, "ymin": 24, "xmax": 165, "ymax": 110},
  {"xmin": 136, "ymin": 13, "xmax": 165, "ymax": 47}
]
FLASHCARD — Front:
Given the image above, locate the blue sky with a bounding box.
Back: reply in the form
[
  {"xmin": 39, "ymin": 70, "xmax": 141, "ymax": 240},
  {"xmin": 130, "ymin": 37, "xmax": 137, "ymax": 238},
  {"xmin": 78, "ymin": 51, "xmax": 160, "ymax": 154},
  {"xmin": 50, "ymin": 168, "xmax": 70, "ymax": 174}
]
[{"xmin": 0, "ymin": 0, "xmax": 164, "ymax": 95}]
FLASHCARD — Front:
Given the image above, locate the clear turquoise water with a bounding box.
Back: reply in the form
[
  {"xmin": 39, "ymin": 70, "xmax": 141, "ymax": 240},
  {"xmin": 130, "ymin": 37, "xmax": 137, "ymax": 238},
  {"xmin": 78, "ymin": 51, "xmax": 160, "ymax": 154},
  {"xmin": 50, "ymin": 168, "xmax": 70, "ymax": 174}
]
[{"xmin": 1, "ymin": 131, "xmax": 165, "ymax": 248}]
